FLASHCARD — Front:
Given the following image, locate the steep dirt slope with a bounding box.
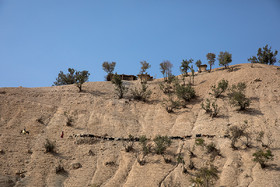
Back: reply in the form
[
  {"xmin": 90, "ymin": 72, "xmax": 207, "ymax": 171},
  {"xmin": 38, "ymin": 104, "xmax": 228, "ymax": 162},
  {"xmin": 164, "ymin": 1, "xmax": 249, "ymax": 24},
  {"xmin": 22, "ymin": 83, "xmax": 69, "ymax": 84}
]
[{"xmin": 0, "ymin": 63, "xmax": 279, "ymax": 187}]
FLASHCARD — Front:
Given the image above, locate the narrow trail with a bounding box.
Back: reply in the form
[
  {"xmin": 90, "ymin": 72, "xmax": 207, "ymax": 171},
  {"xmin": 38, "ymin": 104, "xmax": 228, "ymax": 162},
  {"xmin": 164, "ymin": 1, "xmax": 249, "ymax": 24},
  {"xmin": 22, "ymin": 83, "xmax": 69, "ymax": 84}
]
[{"xmin": 158, "ymin": 142, "xmax": 185, "ymax": 187}]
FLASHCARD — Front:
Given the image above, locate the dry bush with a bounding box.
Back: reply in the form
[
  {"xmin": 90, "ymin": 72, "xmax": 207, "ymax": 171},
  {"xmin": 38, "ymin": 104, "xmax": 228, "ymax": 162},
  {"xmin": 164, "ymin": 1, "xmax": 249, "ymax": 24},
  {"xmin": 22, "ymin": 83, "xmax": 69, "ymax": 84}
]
[
  {"xmin": 44, "ymin": 139, "xmax": 56, "ymax": 153},
  {"xmin": 253, "ymin": 149, "xmax": 274, "ymax": 169},
  {"xmin": 131, "ymin": 82, "xmax": 152, "ymax": 102},
  {"xmin": 153, "ymin": 135, "xmax": 172, "ymax": 155}
]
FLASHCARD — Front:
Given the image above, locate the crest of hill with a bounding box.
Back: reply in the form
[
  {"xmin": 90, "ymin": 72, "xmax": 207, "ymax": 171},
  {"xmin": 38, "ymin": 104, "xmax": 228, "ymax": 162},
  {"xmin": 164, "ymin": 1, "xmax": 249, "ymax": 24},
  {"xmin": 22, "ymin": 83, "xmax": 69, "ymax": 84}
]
[{"xmin": 0, "ymin": 63, "xmax": 279, "ymax": 187}]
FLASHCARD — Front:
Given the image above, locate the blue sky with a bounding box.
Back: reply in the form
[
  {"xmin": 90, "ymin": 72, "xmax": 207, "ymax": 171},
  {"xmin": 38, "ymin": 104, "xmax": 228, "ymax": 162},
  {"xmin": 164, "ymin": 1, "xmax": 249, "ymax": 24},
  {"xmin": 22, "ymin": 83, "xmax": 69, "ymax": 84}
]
[{"xmin": 0, "ymin": 0, "xmax": 280, "ymax": 87}]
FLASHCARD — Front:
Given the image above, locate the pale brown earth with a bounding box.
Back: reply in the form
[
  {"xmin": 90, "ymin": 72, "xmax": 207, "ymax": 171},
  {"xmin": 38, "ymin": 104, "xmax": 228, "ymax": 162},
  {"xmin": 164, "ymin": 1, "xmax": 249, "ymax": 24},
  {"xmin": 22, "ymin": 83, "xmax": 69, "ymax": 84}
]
[{"xmin": 0, "ymin": 63, "xmax": 280, "ymax": 187}]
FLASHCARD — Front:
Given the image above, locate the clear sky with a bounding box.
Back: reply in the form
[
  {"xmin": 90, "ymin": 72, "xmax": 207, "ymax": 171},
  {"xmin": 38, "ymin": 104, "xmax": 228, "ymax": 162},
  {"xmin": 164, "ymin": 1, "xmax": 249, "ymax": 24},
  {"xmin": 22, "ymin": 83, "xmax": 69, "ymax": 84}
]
[{"xmin": 1, "ymin": 0, "xmax": 280, "ymax": 87}]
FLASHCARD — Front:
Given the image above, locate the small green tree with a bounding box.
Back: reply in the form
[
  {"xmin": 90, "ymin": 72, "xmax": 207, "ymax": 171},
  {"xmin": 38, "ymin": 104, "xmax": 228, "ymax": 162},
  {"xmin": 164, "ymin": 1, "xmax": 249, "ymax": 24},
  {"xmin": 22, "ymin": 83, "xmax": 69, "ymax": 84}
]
[
  {"xmin": 218, "ymin": 51, "xmax": 232, "ymax": 69},
  {"xmin": 228, "ymin": 82, "xmax": 250, "ymax": 110},
  {"xmin": 206, "ymin": 53, "xmax": 216, "ymax": 72},
  {"xmin": 160, "ymin": 61, "xmax": 173, "ymax": 81},
  {"xmin": 139, "ymin": 61, "xmax": 151, "ymax": 75},
  {"xmin": 153, "ymin": 135, "xmax": 172, "ymax": 155},
  {"xmin": 53, "ymin": 68, "xmax": 90, "ymax": 92},
  {"xmin": 248, "ymin": 45, "xmax": 278, "ymax": 65},
  {"xmin": 131, "ymin": 82, "xmax": 152, "ymax": 102},
  {"xmin": 102, "ymin": 61, "xmax": 116, "ymax": 81},
  {"xmin": 190, "ymin": 65, "xmax": 195, "ymax": 84},
  {"xmin": 75, "ymin": 70, "xmax": 90, "ymax": 92},
  {"xmin": 209, "ymin": 79, "xmax": 228, "ymax": 98},
  {"xmin": 139, "ymin": 61, "xmax": 151, "ymax": 83},
  {"xmin": 111, "ymin": 73, "xmax": 128, "ymax": 99},
  {"xmin": 253, "ymin": 149, "xmax": 274, "ymax": 168},
  {"xmin": 123, "ymin": 134, "xmax": 135, "ymax": 152},
  {"xmin": 195, "ymin": 60, "xmax": 202, "ymax": 71},
  {"xmin": 54, "ymin": 68, "xmax": 76, "ymax": 85},
  {"xmin": 180, "ymin": 58, "xmax": 193, "ymax": 78}
]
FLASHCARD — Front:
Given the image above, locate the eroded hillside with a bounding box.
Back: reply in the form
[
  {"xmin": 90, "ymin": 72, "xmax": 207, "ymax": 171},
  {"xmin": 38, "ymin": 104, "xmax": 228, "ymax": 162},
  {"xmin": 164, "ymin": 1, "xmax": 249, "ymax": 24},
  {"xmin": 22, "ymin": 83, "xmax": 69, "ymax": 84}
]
[{"xmin": 0, "ymin": 63, "xmax": 280, "ymax": 187}]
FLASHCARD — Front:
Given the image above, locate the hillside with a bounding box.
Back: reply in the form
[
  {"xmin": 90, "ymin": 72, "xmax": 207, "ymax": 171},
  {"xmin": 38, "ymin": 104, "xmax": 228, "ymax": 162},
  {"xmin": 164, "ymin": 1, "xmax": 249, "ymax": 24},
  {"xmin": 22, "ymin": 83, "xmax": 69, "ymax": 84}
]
[{"xmin": 0, "ymin": 63, "xmax": 280, "ymax": 187}]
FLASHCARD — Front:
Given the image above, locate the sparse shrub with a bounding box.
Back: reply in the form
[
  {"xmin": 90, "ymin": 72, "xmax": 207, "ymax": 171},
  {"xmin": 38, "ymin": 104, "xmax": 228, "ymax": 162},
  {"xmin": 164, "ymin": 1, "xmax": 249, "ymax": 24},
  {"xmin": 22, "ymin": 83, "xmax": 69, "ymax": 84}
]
[
  {"xmin": 66, "ymin": 117, "xmax": 73, "ymax": 126},
  {"xmin": 256, "ymin": 131, "xmax": 274, "ymax": 148},
  {"xmin": 201, "ymin": 99, "xmax": 211, "ymax": 113},
  {"xmin": 177, "ymin": 153, "xmax": 185, "ymax": 164},
  {"xmin": 44, "ymin": 139, "xmax": 56, "ymax": 153},
  {"xmin": 36, "ymin": 117, "xmax": 44, "ymax": 125},
  {"xmin": 162, "ymin": 95, "xmax": 181, "ymax": 113},
  {"xmin": 201, "ymin": 99, "xmax": 219, "ymax": 118},
  {"xmin": 167, "ymin": 73, "xmax": 176, "ymax": 84},
  {"xmin": 139, "ymin": 135, "xmax": 151, "ymax": 156},
  {"xmin": 64, "ymin": 112, "xmax": 74, "ymax": 126},
  {"xmin": 153, "ymin": 135, "xmax": 172, "ymax": 155},
  {"xmin": 53, "ymin": 68, "xmax": 90, "ymax": 92},
  {"xmin": 189, "ymin": 160, "xmax": 195, "ymax": 170},
  {"xmin": 206, "ymin": 143, "xmax": 221, "ymax": 161},
  {"xmin": 111, "ymin": 73, "xmax": 128, "ymax": 99},
  {"xmin": 102, "ymin": 61, "xmax": 116, "ymax": 81},
  {"xmin": 136, "ymin": 153, "xmax": 146, "ymax": 166},
  {"xmin": 228, "ymin": 82, "xmax": 250, "ymax": 110},
  {"xmin": 209, "ymin": 79, "xmax": 228, "ymax": 98},
  {"xmin": 123, "ymin": 134, "xmax": 135, "ymax": 152},
  {"xmin": 195, "ymin": 138, "xmax": 205, "ymax": 146},
  {"xmin": 163, "ymin": 155, "xmax": 172, "ymax": 164},
  {"xmin": 190, "ymin": 165, "xmax": 219, "ymax": 187},
  {"xmin": 175, "ymin": 83, "xmax": 196, "ymax": 106},
  {"xmin": 0, "ymin": 149, "xmax": 5, "ymax": 154},
  {"xmin": 131, "ymin": 82, "xmax": 152, "ymax": 102},
  {"xmin": 159, "ymin": 82, "xmax": 174, "ymax": 95},
  {"xmin": 228, "ymin": 125, "xmax": 249, "ymax": 149},
  {"xmin": 177, "ymin": 153, "xmax": 187, "ymax": 173},
  {"xmin": 253, "ymin": 149, "xmax": 274, "ymax": 168},
  {"xmin": 186, "ymin": 146, "xmax": 196, "ymax": 158},
  {"xmin": 55, "ymin": 164, "xmax": 66, "ymax": 174}
]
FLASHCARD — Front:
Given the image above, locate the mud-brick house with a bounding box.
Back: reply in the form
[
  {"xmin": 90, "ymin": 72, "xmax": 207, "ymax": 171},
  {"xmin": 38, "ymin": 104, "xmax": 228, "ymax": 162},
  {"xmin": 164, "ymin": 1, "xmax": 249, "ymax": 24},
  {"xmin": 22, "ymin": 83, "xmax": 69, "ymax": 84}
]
[
  {"xmin": 106, "ymin": 74, "xmax": 137, "ymax": 81},
  {"xmin": 120, "ymin": 74, "xmax": 137, "ymax": 81},
  {"xmin": 198, "ymin": 64, "xmax": 208, "ymax": 72},
  {"xmin": 137, "ymin": 74, "xmax": 153, "ymax": 82}
]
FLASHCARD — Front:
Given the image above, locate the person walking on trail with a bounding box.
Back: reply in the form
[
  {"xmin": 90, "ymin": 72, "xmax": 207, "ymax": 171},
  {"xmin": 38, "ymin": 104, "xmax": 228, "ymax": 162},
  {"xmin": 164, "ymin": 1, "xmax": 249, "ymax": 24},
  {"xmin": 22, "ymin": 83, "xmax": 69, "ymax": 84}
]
[{"xmin": 61, "ymin": 131, "xmax": 64, "ymax": 138}]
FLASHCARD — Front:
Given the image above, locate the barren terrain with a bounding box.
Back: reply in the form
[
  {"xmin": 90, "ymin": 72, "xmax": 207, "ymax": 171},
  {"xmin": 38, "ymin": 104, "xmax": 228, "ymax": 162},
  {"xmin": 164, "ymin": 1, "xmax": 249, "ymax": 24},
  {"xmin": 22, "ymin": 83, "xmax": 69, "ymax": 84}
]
[{"xmin": 0, "ymin": 63, "xmax": 280, "ymax": 187}]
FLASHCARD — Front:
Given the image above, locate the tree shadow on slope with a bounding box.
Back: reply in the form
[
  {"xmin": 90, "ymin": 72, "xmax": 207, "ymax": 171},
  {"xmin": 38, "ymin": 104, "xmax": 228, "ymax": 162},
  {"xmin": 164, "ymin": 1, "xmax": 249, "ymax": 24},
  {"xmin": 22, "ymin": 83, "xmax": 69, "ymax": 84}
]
[
  {"xmin": 239, "ymin": 108, "xmax": 264, "ymax": 116},
  {"xmin": 215, "ymin": 65, "xmax": 241, "ymax": 72},
  {"xmin": 267, "ymin": 164, "xmax": 280, "ymax": 171},
  {"xmin": 84, "ymin": 90, "xmax": 107, "ymax": 97},
  {"xmin": 250, "ymin": 97, "xmax": 260, "ymax": 102}
]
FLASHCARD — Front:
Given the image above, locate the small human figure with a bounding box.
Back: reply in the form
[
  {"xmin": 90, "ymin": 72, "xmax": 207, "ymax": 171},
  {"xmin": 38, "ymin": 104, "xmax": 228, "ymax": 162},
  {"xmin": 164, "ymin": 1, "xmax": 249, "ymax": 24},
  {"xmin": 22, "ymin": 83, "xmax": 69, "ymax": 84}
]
[{"xmin": 61, "ymin": 131, "xmax": 64, "ymax": 138}]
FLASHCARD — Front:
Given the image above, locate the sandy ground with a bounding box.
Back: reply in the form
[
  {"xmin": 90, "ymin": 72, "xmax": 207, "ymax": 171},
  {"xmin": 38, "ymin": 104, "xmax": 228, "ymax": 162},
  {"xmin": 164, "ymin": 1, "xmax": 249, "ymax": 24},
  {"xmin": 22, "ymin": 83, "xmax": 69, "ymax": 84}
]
[{"xmin": 0, "ymin": 63, "xmax": 280, "ymax": 187}]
